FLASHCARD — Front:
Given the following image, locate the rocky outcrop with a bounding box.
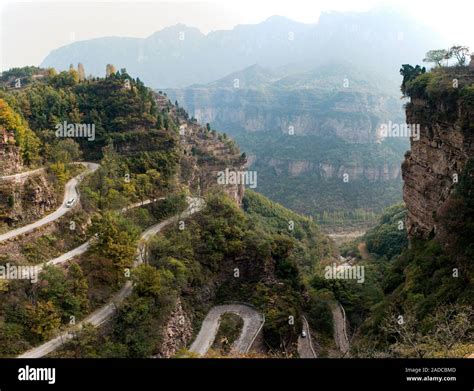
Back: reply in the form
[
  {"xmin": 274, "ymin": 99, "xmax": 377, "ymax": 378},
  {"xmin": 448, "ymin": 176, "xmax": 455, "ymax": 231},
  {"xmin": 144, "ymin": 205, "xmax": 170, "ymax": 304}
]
[
  {"xmin": 402, "ymin": 68, "xmax": 474, "ymax": 238},
  {"xmin": 185, "ymin": 134, "xmax": 246, "ymax": 205},
  {"xmin": 0, "ymin": 126, "xmax": 22, "ymax": 175},
  {"xmin": 177, "ymin": 127, "xmax": 246, "ymax": 206},
  {"xmin": 0, "ymin": 144, "xmax": 22, "ymax": 176},
  {"xmin": 155, "ymin": 299, "xmax": 193, "ymax": 358},
  {"xmin": 0, "ymin": 171, "xmax": 58, "ymax": 227}
]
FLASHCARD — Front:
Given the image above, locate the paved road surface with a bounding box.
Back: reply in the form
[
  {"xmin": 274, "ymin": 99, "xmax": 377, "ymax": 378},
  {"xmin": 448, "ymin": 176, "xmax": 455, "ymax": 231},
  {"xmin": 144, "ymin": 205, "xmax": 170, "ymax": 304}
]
[
  {"xmin": 17, "ymin": 280, "xmax": 133, "ymax": 358},
  {"xmin": 0, "ymin": 168, "xmax": 45, "ymax": 182},
  {"xmin": 0, "ymin": 163, "xmax": 99, "ymax": 243},
  {"xmin": 18, "ymin": 197, "xmax": 204, "ymax": 358},
  {"xmin": 332, "ymin": 303, "xmax": 350, "ymax": 355},
  {"xmin": 37, "ymin": 240, "xmax": 93, "ymax": 273},
  {"xmin": 121, "ymin": 197, "xmax": 165, "ymax": 213},
  {"xmin": 297, "ymin": 316, "xmax": 317, "ymax": 358},
  {"xmin": 35, "ymin": 198, "xmax": 166, "ymax": 275},
  {"xmin": 189, "ymin": 304, "xmax": 264, "ymax": 356}
]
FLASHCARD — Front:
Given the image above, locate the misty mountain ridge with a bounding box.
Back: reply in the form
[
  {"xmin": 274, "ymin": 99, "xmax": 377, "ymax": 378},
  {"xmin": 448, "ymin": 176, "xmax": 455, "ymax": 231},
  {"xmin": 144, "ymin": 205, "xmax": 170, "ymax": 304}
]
[
  {"xmin": 41, "ymin": 7, "xmax": 444, "ymax": 88},
  {"xmin": 189, "ymin": 62, "xmax": 400, "ymax": 94}
]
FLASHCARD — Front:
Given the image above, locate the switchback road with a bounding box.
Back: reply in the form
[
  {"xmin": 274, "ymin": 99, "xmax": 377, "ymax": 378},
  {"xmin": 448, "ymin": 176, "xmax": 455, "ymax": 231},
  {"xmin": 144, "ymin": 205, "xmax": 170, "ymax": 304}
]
[
  {"xmin": 18, "ymin": 197, "xmax": 203, "ymax": 358},
  {"xmin": 0, "ymin": 162, "xmax": 99, "ymax": 243},
  {"xmin": 189, "ymin": 304, "xmax": 264, "ymax": 356}
]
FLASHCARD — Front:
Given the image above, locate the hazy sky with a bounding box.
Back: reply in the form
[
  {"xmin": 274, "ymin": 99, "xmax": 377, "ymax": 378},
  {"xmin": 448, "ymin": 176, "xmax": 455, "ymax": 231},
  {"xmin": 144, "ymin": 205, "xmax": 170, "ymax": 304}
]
[{"xmin": 1, "ymin": 0, "xmax": 473, "ymax": 71}]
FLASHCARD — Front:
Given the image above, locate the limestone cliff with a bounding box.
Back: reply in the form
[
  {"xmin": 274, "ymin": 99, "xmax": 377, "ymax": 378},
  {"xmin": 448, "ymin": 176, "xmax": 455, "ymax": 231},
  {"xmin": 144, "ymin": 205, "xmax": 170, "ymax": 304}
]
[
  {"xmin": 264, "ymin": 158, "xmax": 401, "ymax": 181},
  {"xmin": 166, "ymin": 67, "xmax": 407, "ymax": 220},
  {"xmin": 155, "ymin": 93, "xmax": 246, "ymax": 206},
  {"xmin": 165, "ymin": 63, "xmax": 405, "ymax": 144},
  {"xmin": 402, "ymin": 67, "xmax": 474, "ymax": 238},
  {"xmin": 180, "ymin": 131, "xmax": 246, "ymax": 206}
]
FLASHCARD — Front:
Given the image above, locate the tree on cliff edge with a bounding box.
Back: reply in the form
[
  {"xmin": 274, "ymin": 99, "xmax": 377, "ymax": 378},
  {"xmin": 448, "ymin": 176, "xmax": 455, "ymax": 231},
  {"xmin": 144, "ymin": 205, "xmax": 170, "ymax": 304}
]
[
  {"xmin": 423, "ymin": 49, "xmax": 449, "ymax": 67},
  {"xmin": 448, "ymin": 46, "xmax": 470, "ymax": 66}
]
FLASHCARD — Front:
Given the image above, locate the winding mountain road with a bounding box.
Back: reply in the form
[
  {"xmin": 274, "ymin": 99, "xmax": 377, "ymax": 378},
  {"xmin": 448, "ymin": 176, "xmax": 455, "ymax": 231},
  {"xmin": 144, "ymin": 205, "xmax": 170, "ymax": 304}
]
[
  {"xmin": 121, "ymin": 197, "xmax": 165, "ymax": 213},
  {"xmin": 332, "ymin": 303, "xmax": 350, "ymax": 355},
  {"xmin": 36, "ymin": 197, "xmax": 167, "ymax": 274},
  {"xmin": 17, "ymin": 279, "xmax": 134, "ymax": 358},
  {"xmin": 40, "ymin": 239, "xmax": 93, "ymax": 271},
  {"xmin": 0, "ymin": 162, "xmax": 99, "ymax": 243},
  {"xmin": 189, "ymin": 304, "xmax": 264, "ymax": 356},
  {"xmin": 297, "ymin": 316, "xmax": 317, "ymax": 358},
  {"xmin": 17, "ymin": 197, "xmax": 204, "ymax": 358}
]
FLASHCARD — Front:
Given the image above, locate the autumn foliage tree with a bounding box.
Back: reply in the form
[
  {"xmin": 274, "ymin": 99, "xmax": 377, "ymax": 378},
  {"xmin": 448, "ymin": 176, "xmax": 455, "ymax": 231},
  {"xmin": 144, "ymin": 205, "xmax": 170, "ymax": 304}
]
[{"xmin": 26, "ymin": 300, "xmax": 61, "ymax": 341}]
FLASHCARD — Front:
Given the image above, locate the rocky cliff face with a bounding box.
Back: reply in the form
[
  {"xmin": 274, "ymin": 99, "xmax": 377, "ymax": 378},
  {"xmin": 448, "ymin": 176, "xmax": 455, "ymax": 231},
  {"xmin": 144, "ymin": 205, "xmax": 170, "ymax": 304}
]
[
  {"xmin": 0, "ymin": 144, "xmax": 22, "ymax": 176},
  {"xmin": 402, "ymin": 68, "xmax": 474, "ymax": 238},
  {"xmin": 168, "ymin": 88, "xmax": 404, "ymax": 144},
  {"xmin": 180, "ymin": 127, "xmax": 246, "ymax": 205},
  {"xmin": 263, "ymin": 157, "xmax": 401, "ymax": 181},
  {"xmin": 155, "ymin": 299, "xmax": 193, "ymax": 358},
  {"xmin": 165, "ymin": 68, "xmax": 407, "ymax": 222},
  {"xmin": 0, "ymin": 171, "xmax": 58, "ymax": 228},
  {"xmin": 153, "ymin": 93, "xmax": 247, "ymax": 206}
]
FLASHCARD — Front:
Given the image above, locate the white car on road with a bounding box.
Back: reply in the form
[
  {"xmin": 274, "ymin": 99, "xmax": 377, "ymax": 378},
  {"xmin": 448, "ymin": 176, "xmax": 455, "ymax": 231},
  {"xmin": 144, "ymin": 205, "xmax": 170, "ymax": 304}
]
[{"xmin": 65, "ymin": 198, "xmax": 76, "ymax": 208}]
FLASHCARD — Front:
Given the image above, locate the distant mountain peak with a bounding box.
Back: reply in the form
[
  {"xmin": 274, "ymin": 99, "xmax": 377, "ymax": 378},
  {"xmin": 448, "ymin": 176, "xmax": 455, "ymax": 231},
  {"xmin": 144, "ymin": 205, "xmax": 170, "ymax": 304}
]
[
  {"xmin": 263, "ymin": 15, "xmax": 297, "ymax": 24},
  {"xmin": 147, "ymin": 23, "xmax": 204, "ymax": 39}
]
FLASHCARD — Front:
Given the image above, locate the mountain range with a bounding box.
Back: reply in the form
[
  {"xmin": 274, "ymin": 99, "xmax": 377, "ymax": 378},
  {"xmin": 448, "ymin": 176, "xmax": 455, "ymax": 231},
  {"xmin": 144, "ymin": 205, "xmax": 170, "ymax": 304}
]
[
  {"xmin": 41, "ymin": 7, "xmax": 444, "ymax": 89},
  {"xmin": 40, "ymin": 7, "xmax": 447, "ymax": 228}
]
